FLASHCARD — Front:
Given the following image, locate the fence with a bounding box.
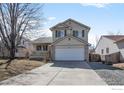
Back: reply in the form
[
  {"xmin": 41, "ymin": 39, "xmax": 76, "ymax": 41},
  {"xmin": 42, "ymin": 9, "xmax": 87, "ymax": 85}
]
[
  {"xmin": 89, "ymin": 52, "xmax": 120, "ymax": 64},
  {"xmin": 105, "ymin": 52, "xmax": 120, "ymax": 64},
  {"xmin": 89, "ymin": 53, "xmax": 101, "ymax": 62},
  {"xmin": 101, "ymin": 55, "xmax": 106, "ymax": 62}
]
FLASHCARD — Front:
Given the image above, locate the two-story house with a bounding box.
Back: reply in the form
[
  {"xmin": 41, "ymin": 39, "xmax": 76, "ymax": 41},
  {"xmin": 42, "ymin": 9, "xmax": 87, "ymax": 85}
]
[{"xmin": 50, "ymin": 18, "xmax": 90, "ymax": 61}]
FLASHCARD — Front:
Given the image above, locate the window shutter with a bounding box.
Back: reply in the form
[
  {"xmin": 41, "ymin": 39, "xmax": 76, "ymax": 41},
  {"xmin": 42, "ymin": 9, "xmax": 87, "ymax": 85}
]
[
  {"xmin": 73, "ymin": 30, "xmax": 75, "ymax": 37},
  {"xmin": 82, "ymin": 30, "xmax": 85, "ymax": 37},
  {"xmin": 65, "ymin": 30, "xmax": 67, "ymax": 36},
  {"xmin": 55, "ymin": 30, "xmax": 57, "ymax": 37}
]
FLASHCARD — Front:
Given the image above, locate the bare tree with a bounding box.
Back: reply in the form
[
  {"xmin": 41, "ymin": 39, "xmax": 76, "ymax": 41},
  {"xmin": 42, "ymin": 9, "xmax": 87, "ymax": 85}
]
[
  {"xmin": 0, "ymin": 3, "xmax": 44, "ymax": 68},
  {"xmin": 95, "ymin": 35, "xmax": 99, "ymax": 45},
  {"xmin": 107, "ymin": 30, "xmax": 122, "ymax": 35}
]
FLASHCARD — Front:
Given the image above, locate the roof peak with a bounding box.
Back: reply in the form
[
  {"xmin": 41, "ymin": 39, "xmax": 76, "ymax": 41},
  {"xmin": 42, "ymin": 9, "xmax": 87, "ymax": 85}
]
[{"xmin": 50, "ymin": 18, "xmax": 90, "ymax": 30}]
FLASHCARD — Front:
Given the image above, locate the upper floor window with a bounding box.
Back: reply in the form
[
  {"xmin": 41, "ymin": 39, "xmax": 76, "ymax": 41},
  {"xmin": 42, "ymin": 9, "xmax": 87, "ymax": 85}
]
[
  {"xmin": 106, "ymin": 48, "xmax": 109, "ymax": 54},
  {"xmin": 60, "ymin": 30, "xmax": 64, "ymax": 37},
  {"xmin": 55, "ymin": 30, "xmax": 65, "ymax": 38},
  {"xmin": 43, "ymin": 45, "xmax": 48, "ymax": 51},
  {"xmin": 73, "ymin": 30, "xmax": 78, "ymax": 37},
  {"xmin": 36, "ymin": 45, "xmax": 41, "ymax": 51},
  {"xmin": 101, "ymin": 49, "xmax": 104, "ymax": 54},
  {"xmin": 82, "ymin": 30, "xmax": 85, "ymax": 37},
  {"xmin": 55, "ymin": 30, "xmax": 61, "ymax": 38}
]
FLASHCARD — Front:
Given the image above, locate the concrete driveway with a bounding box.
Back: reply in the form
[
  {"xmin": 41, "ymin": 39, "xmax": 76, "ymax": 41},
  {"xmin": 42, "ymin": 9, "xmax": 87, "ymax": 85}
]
[{"xmin": 0, "ymin": 62, "xmax": 107, "ymax": 85}]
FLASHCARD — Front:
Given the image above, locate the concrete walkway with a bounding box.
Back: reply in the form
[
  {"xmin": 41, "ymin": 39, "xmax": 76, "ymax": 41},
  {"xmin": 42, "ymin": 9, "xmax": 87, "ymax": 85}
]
[{"xmin": 0, "ymin": 62, "xmax": 107, "ymax": 85}]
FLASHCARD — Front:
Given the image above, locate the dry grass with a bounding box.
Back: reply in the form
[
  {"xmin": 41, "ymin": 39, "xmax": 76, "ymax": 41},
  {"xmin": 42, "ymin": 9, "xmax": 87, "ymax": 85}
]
[
  {"xmin": 0, "ymin": 59, "xmax": 46, "ymax": 81},
  {"xmin": 113, "ymin": 63, "xmax": 124, "ymax": 69}
]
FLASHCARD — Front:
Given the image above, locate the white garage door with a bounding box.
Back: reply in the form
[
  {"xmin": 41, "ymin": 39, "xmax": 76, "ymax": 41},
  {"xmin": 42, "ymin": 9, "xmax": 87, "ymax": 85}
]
[{"xmin": 55, "ymin": 47, "xmax": 85, "ymax": 61}]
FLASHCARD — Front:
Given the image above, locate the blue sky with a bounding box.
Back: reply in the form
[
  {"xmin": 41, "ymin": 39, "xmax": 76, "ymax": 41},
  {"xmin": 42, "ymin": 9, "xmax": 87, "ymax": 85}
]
[{"xmin": 40, "ymin": 3, "xmax": 124, "ymax": 46}]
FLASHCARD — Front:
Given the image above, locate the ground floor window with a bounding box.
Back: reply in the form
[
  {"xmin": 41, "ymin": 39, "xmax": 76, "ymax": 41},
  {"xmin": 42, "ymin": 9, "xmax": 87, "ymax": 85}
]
[
  {"xmin": 43, "ymin": 45, "xmax": 48, "ymax": 51},
  {"xmin": 36, "ymin": 45, "xmax": 48, "ymax": 51},
  {"xmin": 16, "ymin": 49, "xmax": 18, "ymax": 53},
  {"xmin": 36, "ymin": 45, "xmax": 42, "ymax": 51}
]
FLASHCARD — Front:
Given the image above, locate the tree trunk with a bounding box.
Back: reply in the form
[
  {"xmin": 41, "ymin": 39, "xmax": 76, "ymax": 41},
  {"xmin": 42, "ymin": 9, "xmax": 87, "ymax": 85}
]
[
  {"xmin": 10, "ymin": 47, "xmax": 15, "ymax": 60},
  {"xmin": 5, "ymin": 48, "xmax": 15, "ymax": 69}
]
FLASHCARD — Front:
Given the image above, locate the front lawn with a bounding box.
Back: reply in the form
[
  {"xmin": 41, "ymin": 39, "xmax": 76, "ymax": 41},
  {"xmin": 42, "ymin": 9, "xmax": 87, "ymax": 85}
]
[
  {"xmin": 113, "ymin": 63, "xmax": 124, "ymax": 69},
  {"xmin": 0, "ymin": 59, "xmax": 45, "ymax": 82}
]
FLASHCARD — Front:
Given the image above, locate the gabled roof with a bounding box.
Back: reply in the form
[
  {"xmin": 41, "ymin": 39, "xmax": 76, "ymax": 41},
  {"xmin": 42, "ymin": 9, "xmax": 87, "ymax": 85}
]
[
  {"xmin": 115, "ymin": 38, "xmax": 124, "ymax": 43},
  {"xmin": 95, "ymin": 35, "xmax": 124, "ymax": 50},
  {"xmin": 33, "ymin": 37, "xmax": 52, "ymax": 44},
  {"xmin": 103, "ymin": 35, "xmax": 124, "ymax": 41},
  {"xmin": 51, "ymin": 35, "xmax": 90, "ymax": 46},
  {"xmin": 50, "ymin": 18, "xmax": 90, "ymax": 31}
]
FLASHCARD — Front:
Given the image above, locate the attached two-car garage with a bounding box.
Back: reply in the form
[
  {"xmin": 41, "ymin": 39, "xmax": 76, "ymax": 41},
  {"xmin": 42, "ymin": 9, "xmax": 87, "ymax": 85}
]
[
  {"xmin": 51, "ymin": 36, "xmax": 88, "ymax": 61},
  {"xmin": 55, "ymin": 46, "xmax": 85, "ymax": 61}
]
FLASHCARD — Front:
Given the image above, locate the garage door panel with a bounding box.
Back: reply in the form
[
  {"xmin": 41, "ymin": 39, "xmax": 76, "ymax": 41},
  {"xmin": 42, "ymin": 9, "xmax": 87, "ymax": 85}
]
[{"xmin": 55, "ymin": 47, "xmax": 84, "ymax": 61}]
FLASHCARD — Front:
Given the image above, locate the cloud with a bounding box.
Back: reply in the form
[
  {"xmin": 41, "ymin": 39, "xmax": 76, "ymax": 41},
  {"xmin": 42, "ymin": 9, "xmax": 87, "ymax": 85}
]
[
  {"xmin": 41, "ymin": 17, "xmax": 56, "ymax": 25},
  {"xmin": 42, "ymin": 29, "xmax": 52, "ymax": 37},
  {"xmin": 42, "ymin": 22, "xmax": 47, "ymax": 25},
  {"xmin": 48, "ymin": 16, "xmax": 56, "ymax": 21},
  {"xmin": 25, "ymin": 29, "xmax": 52, "ymax": 40},
  {"xmin": 81, "ymin": 3, "xmax": 110, "ymax": 8}
]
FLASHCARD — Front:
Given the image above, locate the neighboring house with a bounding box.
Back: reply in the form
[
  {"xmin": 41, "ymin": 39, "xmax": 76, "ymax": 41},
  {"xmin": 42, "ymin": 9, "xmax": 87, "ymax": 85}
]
[
  {"xmin": 0, "ymin": 37, "xmax": 33, "ymax": 58},
  {"xmin": 95, "ymin": 35, "xmax": 124, "ymax": 62},
  {"xmin": 30, "ymin": 37, "xmax": 52, "ymax": 59},
  {"xmin": 50, "ymin": 18, "xmax": 90, "ymax": 61}
]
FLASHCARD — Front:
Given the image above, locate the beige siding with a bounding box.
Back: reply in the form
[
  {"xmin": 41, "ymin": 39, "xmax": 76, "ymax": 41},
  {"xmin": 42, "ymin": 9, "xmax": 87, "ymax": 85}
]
[
  {"xmin": 52, "ymin": 21, "xmax": 89, "ymax": 42},
  {"xmin": 66, "ymin": 21, "xmax": 89, "ymax": 41},
  {"xmin": 56, "ymin": 37, "xmax": 85, "ymax": 46},
  {"xmin": 55, "ymin": 45, "xmax": 84, "ymax": 49}
]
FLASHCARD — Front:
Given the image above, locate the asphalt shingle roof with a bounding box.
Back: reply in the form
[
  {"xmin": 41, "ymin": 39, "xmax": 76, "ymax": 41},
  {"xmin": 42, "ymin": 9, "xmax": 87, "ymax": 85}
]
[
  {"xmin": 103, "ymin": 35, "xmax": 124, "ymax": 41},
  {"xmin": 33, "ymin": 37, "xmax": 52, "ymax": 44}
]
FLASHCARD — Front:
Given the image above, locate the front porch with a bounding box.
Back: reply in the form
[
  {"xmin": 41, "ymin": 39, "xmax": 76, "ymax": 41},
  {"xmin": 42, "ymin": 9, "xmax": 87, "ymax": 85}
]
[
  {"xmin": 29, "ymin": 43, "xmax": 51, "ymax": 60},
  {"xmin": 30, "ymin": 51, "xmax": 49, "ymax": 60}
]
